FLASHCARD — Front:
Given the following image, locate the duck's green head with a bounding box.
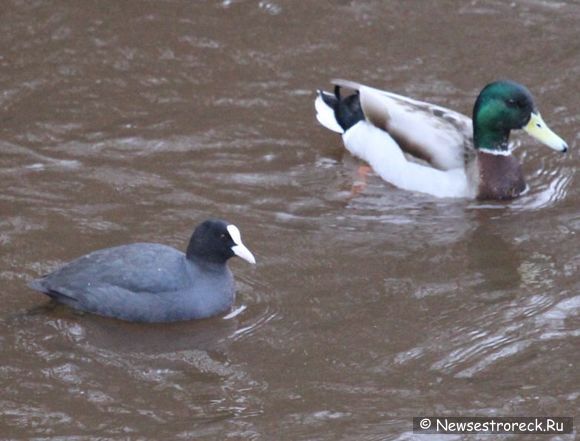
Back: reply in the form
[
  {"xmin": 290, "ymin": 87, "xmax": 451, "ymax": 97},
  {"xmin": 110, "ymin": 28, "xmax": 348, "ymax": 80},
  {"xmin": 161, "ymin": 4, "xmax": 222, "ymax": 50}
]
[{"xmin": 473, "ymin": 80, "xmax": 567, "ymax": 153}]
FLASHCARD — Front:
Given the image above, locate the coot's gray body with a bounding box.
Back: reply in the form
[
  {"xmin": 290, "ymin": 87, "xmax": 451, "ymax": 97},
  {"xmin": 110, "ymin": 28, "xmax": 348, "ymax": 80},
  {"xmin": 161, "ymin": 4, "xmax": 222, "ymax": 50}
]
[{"xmin": 28, "ymin": 220, "xmax": 255, "ymax": 322}]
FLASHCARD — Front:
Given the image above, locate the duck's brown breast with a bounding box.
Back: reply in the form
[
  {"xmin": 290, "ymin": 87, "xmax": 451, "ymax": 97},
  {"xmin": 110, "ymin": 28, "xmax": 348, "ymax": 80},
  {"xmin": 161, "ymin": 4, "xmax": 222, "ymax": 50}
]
[{"xmin": 475, "ymin": 151, "xmax": 526, "ymax": 200}]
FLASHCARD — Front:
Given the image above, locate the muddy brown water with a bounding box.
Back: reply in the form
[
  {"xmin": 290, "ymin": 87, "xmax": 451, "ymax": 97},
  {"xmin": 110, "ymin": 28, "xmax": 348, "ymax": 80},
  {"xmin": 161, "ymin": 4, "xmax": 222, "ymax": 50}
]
[{"xmin": 1, "ymin": 1, "xmax": 579, "ymax": 440}]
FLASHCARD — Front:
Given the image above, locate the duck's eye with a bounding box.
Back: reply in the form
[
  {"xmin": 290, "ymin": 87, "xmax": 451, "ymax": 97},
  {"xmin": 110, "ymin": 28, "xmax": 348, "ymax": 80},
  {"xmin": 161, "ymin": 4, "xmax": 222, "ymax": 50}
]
[
  {"xmin": 506, "ymin": 99, "xmax": 517, "ymax": 108},
  {"xmin": 220, "ymin": 233, "xmax": 226, "ymax": 240}
]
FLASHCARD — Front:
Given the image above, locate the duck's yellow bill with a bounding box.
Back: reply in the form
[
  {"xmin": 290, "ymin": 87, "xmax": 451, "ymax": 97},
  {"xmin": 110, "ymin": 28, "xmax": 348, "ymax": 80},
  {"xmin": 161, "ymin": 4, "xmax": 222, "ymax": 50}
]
[{"xmin": 523, "ymin": 112, "xmax": 568, "ymax": 152}]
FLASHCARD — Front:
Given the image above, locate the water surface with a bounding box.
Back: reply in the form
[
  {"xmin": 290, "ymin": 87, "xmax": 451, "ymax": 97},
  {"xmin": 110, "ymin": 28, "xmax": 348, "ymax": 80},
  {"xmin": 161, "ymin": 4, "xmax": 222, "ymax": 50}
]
[{"xmin": 1, "ymin": 1, "xmax": 578, "ymax": 439}]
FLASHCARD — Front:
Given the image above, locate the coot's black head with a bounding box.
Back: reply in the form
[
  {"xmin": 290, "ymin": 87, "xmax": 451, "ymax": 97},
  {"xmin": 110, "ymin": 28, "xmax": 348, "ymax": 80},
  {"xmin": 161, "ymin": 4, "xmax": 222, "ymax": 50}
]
[{"xmin": 186, "ymin": 219, "xmax": 255, "ymax": 265}]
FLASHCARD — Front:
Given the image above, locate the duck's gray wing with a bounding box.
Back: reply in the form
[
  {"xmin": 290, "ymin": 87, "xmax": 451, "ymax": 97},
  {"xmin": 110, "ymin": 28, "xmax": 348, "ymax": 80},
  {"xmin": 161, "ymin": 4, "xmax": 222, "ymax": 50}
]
[{"xmin": 333, "ymin": 79, "xmax": 474, "ymax": 171}]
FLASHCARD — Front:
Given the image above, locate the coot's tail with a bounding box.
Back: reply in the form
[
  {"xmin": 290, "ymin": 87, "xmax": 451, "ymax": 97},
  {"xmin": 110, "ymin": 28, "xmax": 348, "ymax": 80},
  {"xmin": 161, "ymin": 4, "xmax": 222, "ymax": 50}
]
[
  {"xmin": 28, "ymin": 277, "xmax": 77, "ymax": 302},
  {"xmin": 28, "ymin": 277, "xmax": 47, "ymax": 293}
]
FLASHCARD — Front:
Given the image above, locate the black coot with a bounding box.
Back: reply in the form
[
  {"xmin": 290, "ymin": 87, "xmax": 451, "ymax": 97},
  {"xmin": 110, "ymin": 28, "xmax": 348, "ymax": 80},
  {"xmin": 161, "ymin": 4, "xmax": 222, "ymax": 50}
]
[{"xmin": 28, "ymin": 219, "xmax": 255, "ymax": 322}]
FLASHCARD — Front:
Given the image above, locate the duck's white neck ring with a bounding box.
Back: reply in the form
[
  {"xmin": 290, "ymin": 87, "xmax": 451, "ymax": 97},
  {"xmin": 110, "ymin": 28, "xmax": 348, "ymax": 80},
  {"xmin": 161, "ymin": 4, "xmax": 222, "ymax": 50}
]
[{"xmin": 477, "ymin": 147, "xmax": 512, "ymax": 156}]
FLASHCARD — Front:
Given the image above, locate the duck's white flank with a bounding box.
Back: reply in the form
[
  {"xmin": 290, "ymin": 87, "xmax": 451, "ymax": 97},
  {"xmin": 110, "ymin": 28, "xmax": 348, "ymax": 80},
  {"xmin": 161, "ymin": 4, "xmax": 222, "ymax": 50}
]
[
  {"xmin": 315, "ymin": 94, "xmax": 344, "ymax": 134},
  {"xmin": 342, "ymin": 121, "xmax": 473, "ymax": 198}
]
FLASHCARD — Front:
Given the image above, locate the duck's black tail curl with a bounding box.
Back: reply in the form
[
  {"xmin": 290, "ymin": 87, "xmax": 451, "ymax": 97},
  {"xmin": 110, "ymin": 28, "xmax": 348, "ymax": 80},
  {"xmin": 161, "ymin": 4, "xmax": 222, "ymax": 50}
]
[{"xmin": 319, "ymin": 86, "xmax": 365, "ymax": 132}]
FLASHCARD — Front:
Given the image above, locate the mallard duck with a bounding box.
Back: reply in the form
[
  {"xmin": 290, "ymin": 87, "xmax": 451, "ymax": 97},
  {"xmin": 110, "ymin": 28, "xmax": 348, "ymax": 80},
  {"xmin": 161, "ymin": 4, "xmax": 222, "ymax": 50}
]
[{"xmin": 315, "ymin": 80, "xmax": 568, "ymax": 200}]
